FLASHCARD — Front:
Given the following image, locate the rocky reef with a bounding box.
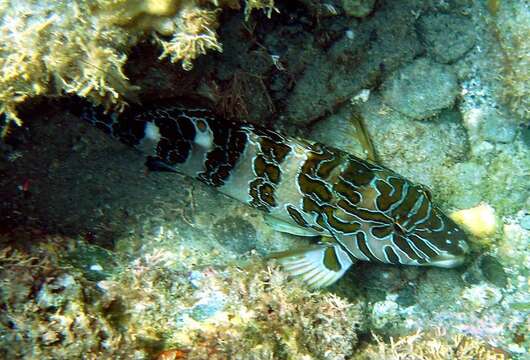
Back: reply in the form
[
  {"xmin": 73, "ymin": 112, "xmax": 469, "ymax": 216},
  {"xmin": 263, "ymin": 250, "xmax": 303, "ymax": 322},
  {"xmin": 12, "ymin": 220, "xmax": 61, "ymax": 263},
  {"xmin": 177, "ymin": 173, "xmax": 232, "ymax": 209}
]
[
  {"xmin": 0, "ymin": 229, "xmax": 363, "ymax": 359},
  {"xmin": 0, "ymin": 0, "xmax": 529, "ymax": 359}
]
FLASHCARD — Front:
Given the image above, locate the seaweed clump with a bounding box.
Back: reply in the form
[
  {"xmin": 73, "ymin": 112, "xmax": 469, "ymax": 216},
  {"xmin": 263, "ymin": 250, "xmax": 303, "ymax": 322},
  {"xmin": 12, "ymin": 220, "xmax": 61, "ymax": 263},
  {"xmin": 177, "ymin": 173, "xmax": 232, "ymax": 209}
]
[
  {"xmin": 100, "ymin": 256, "xmax": 365, "ymax": 360},
  {"xmin": 163, "ymin": 264, "xmax": 364, "ymax": 359},
  {"xmin": 0, "ymin": 0, "xmax": 277, "ymax": 136},
  {"xmin": 354, "ymin": 329, "xmax": 510, "ymax": 360}
]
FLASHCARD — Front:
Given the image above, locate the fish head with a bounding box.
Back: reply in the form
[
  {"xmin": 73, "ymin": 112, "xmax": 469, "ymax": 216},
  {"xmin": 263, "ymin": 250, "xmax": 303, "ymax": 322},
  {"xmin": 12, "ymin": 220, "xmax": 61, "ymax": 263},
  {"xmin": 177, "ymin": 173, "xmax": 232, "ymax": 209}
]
[{"xmin": 378, "ymin": 183, "xmax": 470, "ymax": 268}]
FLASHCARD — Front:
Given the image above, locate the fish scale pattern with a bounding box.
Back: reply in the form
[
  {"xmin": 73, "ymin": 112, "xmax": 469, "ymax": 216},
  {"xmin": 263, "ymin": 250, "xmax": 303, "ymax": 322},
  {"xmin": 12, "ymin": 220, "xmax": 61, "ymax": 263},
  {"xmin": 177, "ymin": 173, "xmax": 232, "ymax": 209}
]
[{"xmin": 78, "ymin": 101, "xmax": 469, "ymax": 268}]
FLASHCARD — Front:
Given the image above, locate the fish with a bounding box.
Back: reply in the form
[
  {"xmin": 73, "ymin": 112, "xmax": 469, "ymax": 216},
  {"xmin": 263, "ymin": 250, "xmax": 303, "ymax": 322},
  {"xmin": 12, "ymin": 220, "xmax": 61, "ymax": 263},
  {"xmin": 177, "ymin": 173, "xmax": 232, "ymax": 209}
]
[{"xmin": 75, "ymin": 99, "xmax": 470, "ymax": 288}]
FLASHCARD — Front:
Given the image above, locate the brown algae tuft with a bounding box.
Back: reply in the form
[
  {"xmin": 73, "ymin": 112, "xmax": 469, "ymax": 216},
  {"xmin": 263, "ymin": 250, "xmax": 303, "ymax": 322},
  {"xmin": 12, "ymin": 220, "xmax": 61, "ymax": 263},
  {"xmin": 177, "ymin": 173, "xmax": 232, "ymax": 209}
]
[
  {"xmin": 0, "ymin": 0, "xmax": 277, "ymax": 134},
  {"xmin": 353, "ymin": 329, "xmax": 511, "ymax": 360}
]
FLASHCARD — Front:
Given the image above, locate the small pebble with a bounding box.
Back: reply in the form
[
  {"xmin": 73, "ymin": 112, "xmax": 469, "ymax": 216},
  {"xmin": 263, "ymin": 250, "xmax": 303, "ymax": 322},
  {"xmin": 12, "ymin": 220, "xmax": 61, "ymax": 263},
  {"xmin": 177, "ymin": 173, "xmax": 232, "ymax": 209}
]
[
  {"xmin": 188, "ymin": 270, "xmax": 205, "ymax": 289},
  {"xmin": 90, "ymin": 264, "xmax": 103, "ymax": 271}
]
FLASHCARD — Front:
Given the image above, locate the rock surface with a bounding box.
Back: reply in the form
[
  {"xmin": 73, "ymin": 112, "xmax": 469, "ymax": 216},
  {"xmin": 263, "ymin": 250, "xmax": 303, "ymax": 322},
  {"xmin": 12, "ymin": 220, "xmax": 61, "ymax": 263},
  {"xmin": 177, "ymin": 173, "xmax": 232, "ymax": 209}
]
[
  {"xmin": 416, "ymin": 13, "xmax": 476, "ymax": 64},
  {"xmin": 381, "ymin": 57, "xmax": 459, "ymax": 120}
]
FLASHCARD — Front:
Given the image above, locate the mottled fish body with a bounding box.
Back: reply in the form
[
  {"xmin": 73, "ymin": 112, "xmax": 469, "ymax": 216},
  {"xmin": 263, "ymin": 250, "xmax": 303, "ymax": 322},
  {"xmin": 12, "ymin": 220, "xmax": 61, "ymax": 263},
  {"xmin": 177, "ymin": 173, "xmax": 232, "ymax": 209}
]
[{"xmin": 79, "ymin": 102, "xmax": 469, "ymax": 288}]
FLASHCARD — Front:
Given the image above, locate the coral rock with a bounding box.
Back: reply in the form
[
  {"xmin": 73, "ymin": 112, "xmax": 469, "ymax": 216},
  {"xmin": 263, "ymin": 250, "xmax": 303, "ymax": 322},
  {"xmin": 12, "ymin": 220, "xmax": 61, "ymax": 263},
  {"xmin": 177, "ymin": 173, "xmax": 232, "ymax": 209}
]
[{"xmin": 450, "ymin": 203, "xmax": 498, "ymax": 239}]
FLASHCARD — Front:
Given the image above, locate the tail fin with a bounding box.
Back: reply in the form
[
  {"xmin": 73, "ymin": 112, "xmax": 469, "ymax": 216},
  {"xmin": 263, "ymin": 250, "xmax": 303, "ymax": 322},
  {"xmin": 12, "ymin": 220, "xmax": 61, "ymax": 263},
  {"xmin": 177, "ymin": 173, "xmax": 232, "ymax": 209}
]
[{"xmin": 67, "ymin": 97, "xmax": 147, "ymax": 147}]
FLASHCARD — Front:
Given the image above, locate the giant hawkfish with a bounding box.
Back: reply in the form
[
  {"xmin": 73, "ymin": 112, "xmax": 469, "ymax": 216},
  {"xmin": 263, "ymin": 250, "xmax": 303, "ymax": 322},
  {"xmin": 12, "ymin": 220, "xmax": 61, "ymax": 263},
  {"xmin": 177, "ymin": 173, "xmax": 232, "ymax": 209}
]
[{"xmin": 76, "ymin": 100, "xmax": 470, "ymax": 288}]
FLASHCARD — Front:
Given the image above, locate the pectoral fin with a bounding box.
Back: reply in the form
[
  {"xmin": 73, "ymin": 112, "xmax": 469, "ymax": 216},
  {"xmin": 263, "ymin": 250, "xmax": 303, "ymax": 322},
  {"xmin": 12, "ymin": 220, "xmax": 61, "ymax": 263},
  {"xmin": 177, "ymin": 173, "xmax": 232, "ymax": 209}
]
[
  {"xmin": 269, "ymin": 244, "xmax": 353, "ymax": 288},
  {"xmin": 264, "ymin": 215, "xmax": 321, "ymax": 237}
]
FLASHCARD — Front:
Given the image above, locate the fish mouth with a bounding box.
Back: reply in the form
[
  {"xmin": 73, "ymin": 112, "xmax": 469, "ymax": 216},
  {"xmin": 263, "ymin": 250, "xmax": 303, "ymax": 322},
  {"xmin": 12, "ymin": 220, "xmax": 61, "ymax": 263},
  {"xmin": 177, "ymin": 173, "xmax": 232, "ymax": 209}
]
[
  {"xmin": 428, "ymin": 238, "xmax": 470, "ymax": 268},
  {"xmin": 429, "ymin": 253, "xmax": 466, "ymax": 268}
]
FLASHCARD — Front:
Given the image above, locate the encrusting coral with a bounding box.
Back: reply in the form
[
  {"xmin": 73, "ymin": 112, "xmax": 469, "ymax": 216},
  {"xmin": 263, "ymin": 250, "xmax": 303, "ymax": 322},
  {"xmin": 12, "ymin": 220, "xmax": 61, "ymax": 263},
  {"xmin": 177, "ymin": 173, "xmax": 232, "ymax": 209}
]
[{"xmin": 0, "ymin": 0, "xmax": 277, "ymax": 136}]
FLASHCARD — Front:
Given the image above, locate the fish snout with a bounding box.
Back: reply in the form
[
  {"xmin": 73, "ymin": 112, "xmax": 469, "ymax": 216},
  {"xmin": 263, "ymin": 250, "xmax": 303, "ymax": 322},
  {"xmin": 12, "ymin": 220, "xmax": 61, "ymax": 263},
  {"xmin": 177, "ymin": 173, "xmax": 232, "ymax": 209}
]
[{"xmin": 429, "ymin": 239, "xmax": 469, "ymax": 268}]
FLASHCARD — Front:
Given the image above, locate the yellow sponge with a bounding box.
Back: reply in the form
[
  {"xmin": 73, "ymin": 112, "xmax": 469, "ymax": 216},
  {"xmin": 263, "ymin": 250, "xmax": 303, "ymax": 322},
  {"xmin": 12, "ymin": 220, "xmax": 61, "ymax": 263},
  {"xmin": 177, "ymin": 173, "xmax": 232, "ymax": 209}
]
[{"xmin": 450, "ymin": 203, "xmax": 498, "ymax": 239}]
